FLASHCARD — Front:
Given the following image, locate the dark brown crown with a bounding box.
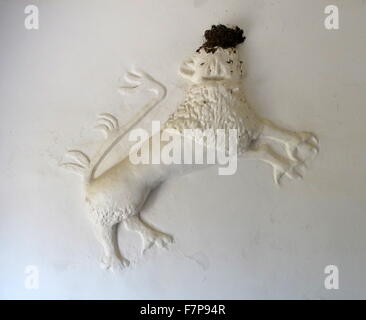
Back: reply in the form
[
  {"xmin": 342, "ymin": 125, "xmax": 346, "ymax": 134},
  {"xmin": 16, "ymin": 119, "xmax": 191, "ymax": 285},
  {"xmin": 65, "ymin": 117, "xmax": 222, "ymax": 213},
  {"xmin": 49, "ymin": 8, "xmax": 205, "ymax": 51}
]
[{"xmin": 197, "ymin": 24, "xmax": 246, "ymax": 53}]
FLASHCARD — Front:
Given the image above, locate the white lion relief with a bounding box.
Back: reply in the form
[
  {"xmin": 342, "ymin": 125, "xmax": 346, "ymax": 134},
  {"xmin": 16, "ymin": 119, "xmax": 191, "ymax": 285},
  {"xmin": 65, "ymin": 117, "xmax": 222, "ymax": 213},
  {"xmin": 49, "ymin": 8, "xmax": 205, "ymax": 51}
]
[{"xmin": 61, "ymin": 25, "xmax": 319, "ymax": 271}]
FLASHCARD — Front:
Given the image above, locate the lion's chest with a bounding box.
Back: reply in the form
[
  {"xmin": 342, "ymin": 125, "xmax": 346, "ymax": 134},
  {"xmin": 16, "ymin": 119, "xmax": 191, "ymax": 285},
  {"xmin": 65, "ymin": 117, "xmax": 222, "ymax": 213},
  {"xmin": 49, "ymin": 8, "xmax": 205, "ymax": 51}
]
[{"xmin": 164, "ymin": 84, "xmax": 261, "ymax": 153}]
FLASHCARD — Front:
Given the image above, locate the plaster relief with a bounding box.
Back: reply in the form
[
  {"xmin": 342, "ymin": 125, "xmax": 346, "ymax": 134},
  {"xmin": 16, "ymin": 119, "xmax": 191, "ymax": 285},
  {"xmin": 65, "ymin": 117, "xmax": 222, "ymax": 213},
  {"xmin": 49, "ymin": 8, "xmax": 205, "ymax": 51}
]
[{"xmin": 61, "ymin": 25, "xmax": 319, "ymax": 271}]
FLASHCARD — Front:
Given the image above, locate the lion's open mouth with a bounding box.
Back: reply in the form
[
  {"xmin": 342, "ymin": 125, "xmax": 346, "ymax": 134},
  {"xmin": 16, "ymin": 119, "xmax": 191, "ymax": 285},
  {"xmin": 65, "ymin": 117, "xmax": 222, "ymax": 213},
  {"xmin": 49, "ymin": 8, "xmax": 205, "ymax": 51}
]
[{"xmin": 202, "ymin": 76, "xmax": 226, "ymax": 81}]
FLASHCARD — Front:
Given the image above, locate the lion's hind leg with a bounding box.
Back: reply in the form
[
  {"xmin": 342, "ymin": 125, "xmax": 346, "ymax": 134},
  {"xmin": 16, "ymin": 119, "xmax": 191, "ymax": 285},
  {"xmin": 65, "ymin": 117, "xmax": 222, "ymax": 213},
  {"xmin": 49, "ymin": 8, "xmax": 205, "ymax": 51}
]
[
  {"xmin": 93, "ymin": 222, "xmax": 130, "ymax": 271},
  {"xmin": 124, "ymin": 214, "xmax": 174, "ymax": 254}
]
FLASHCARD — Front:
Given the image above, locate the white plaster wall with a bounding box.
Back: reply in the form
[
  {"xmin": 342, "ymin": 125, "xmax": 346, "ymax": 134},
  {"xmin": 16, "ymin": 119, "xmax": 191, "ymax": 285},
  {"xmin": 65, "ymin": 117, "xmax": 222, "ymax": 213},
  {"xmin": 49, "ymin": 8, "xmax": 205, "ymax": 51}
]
[{"xmin": 0, "ymin": 0, "xmax": 365, "ymax": 299}]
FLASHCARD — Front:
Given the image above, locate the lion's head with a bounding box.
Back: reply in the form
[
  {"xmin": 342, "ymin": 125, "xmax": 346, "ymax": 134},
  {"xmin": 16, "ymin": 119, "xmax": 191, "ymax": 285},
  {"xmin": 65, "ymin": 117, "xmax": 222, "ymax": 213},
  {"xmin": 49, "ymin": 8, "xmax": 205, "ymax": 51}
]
[{"xmin": 179, "ymin": 25, "xmax": 245, "ymax": 84}]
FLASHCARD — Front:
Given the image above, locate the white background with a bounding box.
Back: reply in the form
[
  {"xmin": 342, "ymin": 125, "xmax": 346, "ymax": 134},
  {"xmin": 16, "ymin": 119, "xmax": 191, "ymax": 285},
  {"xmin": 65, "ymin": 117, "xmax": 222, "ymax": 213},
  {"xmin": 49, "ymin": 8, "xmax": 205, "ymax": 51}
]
[{"xmin": 0, "ymin": 0, "xmax": 365, "ymax": 299}]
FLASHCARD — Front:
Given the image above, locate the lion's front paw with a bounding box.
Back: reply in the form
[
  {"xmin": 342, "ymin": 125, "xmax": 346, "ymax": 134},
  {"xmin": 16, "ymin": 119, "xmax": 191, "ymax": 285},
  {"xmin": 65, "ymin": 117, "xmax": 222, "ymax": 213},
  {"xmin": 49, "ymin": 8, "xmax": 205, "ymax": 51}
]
[
  {"xmin": 286, "ymin": 132, "xmax": 319, "ymax": 161},
  {"xmin": 273, "ymin": 166, "xmax": 296, "ymax": 186},
  {"xmin": 273, "ymin": 158, "xmax": 306, "ymax": 185}
]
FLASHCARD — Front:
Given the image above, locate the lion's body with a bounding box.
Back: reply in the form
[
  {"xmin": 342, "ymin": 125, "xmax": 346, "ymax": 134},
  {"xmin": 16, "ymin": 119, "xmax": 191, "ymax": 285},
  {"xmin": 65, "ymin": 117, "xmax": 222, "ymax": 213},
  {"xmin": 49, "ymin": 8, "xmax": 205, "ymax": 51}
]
[
  {"xmin": 85, "ymin": 82, "xmax": 263, "ymax": 229},
  {"xmin": 62, "ymin": 25, "xmax": 318, "ymax": 271}
]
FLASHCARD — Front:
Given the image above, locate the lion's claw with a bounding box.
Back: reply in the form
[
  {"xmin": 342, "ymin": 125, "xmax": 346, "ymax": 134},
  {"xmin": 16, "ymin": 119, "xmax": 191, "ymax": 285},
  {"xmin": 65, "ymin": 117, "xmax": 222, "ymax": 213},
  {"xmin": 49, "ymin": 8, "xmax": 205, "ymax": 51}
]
[
  {"xmin": 142, "ymin": 232, "xmax": 174, "ymax": 254},
  {"xmin": 286, "ymin": 131, "xmax": 319, "ymax": 161}
]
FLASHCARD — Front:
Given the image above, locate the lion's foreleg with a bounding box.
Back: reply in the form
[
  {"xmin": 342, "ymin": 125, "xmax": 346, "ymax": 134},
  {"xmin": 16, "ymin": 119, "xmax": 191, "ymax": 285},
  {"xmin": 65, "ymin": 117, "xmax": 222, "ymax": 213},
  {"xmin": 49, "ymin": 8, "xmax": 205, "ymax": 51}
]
[
  {"xmin": 242, "ymin": 144, "xmax": 303, "ymax": 185},
  {"xmin": 259, "ymin": 118, "xmax": 319, "ymax": 161}
]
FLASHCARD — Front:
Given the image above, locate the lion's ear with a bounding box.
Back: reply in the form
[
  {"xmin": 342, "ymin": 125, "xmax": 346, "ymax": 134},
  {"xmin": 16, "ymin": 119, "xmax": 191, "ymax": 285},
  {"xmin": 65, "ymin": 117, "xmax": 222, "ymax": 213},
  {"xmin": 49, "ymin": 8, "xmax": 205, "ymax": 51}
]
[{"xmin": 179, "ymin": 57, "xmax": 195, "ymax": 80}]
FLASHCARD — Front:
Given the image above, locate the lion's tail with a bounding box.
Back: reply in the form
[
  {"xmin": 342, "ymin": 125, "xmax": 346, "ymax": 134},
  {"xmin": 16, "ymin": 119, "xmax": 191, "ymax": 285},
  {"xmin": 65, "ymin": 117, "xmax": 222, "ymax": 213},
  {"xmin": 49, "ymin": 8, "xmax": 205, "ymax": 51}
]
[{"xmin": 61, "ymin": 71, "xmax": 167, "ymax": 185}]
